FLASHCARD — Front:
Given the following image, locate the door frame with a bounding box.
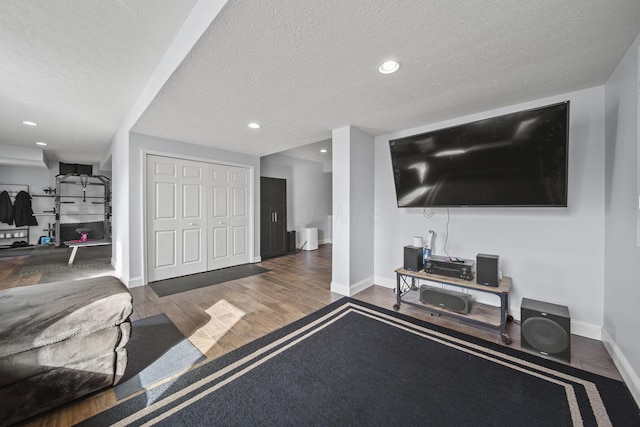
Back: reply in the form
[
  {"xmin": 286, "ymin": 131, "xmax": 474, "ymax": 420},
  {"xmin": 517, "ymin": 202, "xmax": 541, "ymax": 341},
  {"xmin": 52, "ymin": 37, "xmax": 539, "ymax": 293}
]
[{"xmin": 142, "ymin": 149, "xmax": 256, "ymax": 285}]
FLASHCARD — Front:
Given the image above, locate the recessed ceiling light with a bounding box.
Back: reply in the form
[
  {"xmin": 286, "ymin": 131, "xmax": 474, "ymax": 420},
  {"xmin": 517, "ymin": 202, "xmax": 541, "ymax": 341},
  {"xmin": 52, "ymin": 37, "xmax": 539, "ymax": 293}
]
[
  {"xmin": 22, "ymin": 120, "xmax": 38, "ymax": 126},
  {"xmin": 36, "ymin": 141, "xmax": 47, "ymax": 146},
  {"xmin": 378, "ymin": 60, "xmax": 400, "ymax": 74},
  {"xmin": 248, "ymin": 122, "xmax": 261, "ymax": 129},
  {"xmin": 320, "ymin": 149, "xmax": 327, "ymax": 153}
]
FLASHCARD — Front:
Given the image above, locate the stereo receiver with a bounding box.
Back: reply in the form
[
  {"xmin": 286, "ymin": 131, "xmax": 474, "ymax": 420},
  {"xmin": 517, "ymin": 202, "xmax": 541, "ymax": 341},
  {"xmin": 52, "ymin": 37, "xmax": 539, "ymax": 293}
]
[{"xmin": 424, "ymin": 255, "xmax": 474, "ymax": 281}]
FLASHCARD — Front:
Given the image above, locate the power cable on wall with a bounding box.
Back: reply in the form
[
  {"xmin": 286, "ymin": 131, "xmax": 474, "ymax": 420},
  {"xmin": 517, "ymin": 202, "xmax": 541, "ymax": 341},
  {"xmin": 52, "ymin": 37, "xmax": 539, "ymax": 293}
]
[{"xmin": 443, "ymin": 208, "xmax": 451, "ymax": 258}]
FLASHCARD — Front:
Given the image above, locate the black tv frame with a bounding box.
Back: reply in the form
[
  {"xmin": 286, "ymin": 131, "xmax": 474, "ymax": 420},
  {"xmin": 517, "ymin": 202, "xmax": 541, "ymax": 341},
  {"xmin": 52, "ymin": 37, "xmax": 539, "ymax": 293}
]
[{"xmin": 388, "ymin": 101, "xmax": 570, "ymax": 208}]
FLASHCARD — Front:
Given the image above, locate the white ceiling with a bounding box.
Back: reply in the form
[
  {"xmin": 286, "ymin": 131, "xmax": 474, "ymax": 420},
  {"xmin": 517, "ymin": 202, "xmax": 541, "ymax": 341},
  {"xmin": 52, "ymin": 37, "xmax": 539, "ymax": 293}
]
[
  {"xmin": 2, "ymin": 1, "xmax": 640, "ymax": 167},
  {"xmin": 277, "ymin": 139, "xmax": 333, "ymax": 172},
  {"xmin": 0, "ymin": 0, "xmax": 196, "ymax": 164}
]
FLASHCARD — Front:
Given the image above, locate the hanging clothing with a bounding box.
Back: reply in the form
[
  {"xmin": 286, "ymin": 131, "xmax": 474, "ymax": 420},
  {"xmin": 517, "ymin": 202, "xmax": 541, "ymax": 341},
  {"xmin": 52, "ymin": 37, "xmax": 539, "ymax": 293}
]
[
  {"xmin": 0, "ymin": 191, "xmax": 13, "ymax": 225},
  {"xmin": 13, "ymin": 191, "xmax": 38, "ymax": 227}
]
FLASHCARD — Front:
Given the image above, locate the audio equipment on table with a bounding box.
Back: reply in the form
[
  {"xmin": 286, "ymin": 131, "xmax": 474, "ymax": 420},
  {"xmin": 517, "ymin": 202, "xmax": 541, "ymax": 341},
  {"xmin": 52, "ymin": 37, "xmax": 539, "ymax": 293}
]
[
  {"xmin": 424, "ymin": 255, "xmax": 474, "ymax": 281},
  {"xmin": 420, "ymin": 285, "xmax": 472, "ymax": 314},
  {"xmin": 403, "ymin": 245, "xmax": 423, "ymax": 271},
  {"xmin": 476, "ymin": 253, "xmax": 499, "ymax": 287},
  {"xmin": 521, "ymin": 298, "xmax": 571, "ymax": 362}
]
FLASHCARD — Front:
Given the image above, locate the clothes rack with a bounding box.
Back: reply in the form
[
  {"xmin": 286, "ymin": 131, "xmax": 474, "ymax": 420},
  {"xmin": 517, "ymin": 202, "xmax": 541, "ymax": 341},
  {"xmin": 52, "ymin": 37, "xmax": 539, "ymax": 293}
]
[{"xmin": 0, "ymin": 183, "xmax": 32, "ymax": 247}]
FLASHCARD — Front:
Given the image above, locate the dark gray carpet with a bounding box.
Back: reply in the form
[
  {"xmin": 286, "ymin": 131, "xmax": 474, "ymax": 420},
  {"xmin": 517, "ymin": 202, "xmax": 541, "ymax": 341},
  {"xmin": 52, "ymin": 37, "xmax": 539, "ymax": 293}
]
[
  {"xmin": 17, "ymin": 245, "xmax": 111, "ymax": 274},
  {"xmin": 149, "ymin": 264, "xmax": 270, "ymax": 297},
  {"xmin": 115, "ymin": 313, "xmax": 205, "ymax": 401},
  {"xmin": 80, "ymin": 299, "xmax": 640, "ymax": 426}
]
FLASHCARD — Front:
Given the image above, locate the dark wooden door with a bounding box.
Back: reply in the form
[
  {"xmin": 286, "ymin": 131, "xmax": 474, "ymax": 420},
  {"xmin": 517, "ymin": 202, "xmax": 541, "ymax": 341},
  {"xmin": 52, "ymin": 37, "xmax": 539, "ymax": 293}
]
[{"xmin": 260, "ymin": 177, "xmax": 287, "ymax": 258}]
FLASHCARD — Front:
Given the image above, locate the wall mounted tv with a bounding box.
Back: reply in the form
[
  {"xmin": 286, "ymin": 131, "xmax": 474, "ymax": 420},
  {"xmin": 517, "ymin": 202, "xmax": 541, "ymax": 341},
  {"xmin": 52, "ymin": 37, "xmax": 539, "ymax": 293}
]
[{"xmin": 389, "ymin": 101, "xmax": 569, "ymax": 208}]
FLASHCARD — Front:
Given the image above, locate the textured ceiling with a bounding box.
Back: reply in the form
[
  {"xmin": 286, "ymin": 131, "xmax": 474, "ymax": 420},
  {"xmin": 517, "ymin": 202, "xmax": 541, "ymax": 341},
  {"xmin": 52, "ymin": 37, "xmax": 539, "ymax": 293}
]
[
  {"xmin": 133, "ymin": 0, "xmax": 640, "ymax": 159},
  {"xmin": 276, "ymin": 139, "xmax": 333, "ymax": 172},
  {"xmin": 0, "ymin": 0, "xmax": 195, "ymax": 164},
  {"xmin": 2, "ymin": 1, "xmax": 640, "ymax": 166}
]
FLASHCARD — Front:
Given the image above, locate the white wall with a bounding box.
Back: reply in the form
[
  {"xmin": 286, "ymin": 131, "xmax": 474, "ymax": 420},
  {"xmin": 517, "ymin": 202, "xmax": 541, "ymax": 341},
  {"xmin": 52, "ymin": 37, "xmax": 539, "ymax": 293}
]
[
  {"xmin": 260, "ymin": 153, "xmax": 332, "ymax": 245},
  {"xmin": 110, "ymin": 128, "xmax": 130, "ymax": 283},
  {"xmin": 603, "ymin": 33, "xmax": 640, "ymax": 404},
  {"xmin": 374, "ymin": 87, "xmax": 606, "ymax": 339},
  {"xmin": 128, "ymin": 132, "xmax": 261, "ymax": 285},
  {"xmin": 331, "ymin": 126, "xmax": 375, "ymax": 296},
  {"xmin": 349, "ymin": 127, "xmax": 375, "ymax": 285},
  {"xmin": 332, "ymin": 127, "xmax": 351, "ymax": 294},
  {"xmin": 0, "ymin": 162, "xmax": 110, "ymax": 246}
]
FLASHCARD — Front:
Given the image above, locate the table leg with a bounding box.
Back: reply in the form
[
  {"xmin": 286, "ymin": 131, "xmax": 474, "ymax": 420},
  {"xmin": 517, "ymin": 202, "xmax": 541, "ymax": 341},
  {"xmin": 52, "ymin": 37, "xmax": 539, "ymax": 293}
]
[
  {"xmin": 394, "ymin": 273, "xmax": 401, "ymax": 311},
  {"xmin": 68, "ymin": 246, "xmax": 79, "ymax": 266},
  {"xmin": 499, "ymin": 292, "xmax": 511, "ymax": 344}
]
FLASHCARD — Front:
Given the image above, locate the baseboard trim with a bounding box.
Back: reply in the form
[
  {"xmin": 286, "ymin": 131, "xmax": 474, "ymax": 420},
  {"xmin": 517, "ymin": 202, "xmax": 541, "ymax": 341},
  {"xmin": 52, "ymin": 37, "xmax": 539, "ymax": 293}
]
[
  {"xmin": 374, "ymin": 276, "xmax": 396, "ymax": 289},
  {"xmin": 126, "ymin": 276, "xmax": 145, "ymax": 288},
  {"xmin": 350, "ymin": 276, "xmax": 374, "ymax": 296},
  {"xmin": 331, "ymin": 276, "xmax": 373, "ymax": 296},
  {"xmin": 330, "ymin": 281, "xmax": 350, "ymax": 296},
  {"xmin": 602, "ymin": 328, "xmax": 640, "ymax": 408}
]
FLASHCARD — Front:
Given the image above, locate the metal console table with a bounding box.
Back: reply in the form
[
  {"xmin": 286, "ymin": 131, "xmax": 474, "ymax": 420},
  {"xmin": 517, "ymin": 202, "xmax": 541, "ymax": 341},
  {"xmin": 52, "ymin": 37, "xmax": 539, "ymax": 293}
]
[{"xmin": 394, "ymin": 267, "xmax": 512, "ymax": 344}]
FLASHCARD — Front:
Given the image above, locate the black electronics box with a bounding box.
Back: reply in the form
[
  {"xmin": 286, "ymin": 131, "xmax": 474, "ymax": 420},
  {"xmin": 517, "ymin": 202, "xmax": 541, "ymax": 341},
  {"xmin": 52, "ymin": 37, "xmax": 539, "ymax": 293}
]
[
  {"xmin": 403, "ymin": 246, "xmax": 423, "ymax": 271},
  {"xmin": 476, "ymin": 253, "xmax": 499, "ymax": 287},
  {"xmin": 60, "ymin": 162, "xmax": 93, "ymax": 175},
  {"xmin": 287, "ymin": 231, "xmax": 296, "ymax": 254},
  {"xmin": 424, "ymin": 255, "xmax": 474, "ymax": 281}
]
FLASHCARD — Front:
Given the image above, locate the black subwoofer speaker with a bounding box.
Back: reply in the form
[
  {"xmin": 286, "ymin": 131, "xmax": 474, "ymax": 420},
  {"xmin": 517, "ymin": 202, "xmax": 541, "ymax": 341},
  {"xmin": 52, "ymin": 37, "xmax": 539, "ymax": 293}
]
[
  {"xmin": 420, "ymin": 285, "xmax": 471, "ymax": 314},
  {"xmin": 521, "ymin": 298, "xmax": 571, "ymax": 362}
]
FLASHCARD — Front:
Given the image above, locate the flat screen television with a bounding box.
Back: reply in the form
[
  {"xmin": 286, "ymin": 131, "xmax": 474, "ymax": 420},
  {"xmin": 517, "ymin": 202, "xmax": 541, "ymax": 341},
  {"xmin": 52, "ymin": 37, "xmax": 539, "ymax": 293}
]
[{"xmin": 389, "ymin": 101, "xmax": 569, "ymax": 208}]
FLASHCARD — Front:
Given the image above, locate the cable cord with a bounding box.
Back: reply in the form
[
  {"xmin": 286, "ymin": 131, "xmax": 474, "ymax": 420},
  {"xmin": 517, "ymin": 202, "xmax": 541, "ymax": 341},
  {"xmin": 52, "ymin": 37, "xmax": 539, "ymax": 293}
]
[
  {"xmin": 423, "ymin": 208, "xmax": 435, "ymax": 218},
  {"xmin": 443, "ymin": 208, "xmax": 451, "ymax": 258}
]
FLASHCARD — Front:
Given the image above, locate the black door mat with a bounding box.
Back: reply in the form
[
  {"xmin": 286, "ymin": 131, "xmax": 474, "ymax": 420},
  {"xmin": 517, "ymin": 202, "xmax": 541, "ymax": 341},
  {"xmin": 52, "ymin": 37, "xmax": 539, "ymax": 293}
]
[{"xmin": 149, "ymin": 264, "xmax": 270, "ymax": 297}]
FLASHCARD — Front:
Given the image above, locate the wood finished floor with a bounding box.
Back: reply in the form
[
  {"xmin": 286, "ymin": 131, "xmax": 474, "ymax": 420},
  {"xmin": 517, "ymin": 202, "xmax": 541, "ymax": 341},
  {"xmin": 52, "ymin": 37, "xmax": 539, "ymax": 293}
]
[{"xmin": 0, "ymin": 244, "xmax": 622, "ymax": 426}]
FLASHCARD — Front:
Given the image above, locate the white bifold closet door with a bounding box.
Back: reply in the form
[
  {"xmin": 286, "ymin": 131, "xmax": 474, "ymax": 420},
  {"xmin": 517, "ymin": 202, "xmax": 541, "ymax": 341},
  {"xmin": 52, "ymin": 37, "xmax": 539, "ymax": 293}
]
[
  {"xmin": 207, "ymin": 164, "xmax": 251, "ymax": 270},
  {"xmin": 147, "ymin": 155, "xmax": 207, "ymax": 282},
  {"xmin": 146, "ymin": 154, "xmax": 251, "ymax": 283}
]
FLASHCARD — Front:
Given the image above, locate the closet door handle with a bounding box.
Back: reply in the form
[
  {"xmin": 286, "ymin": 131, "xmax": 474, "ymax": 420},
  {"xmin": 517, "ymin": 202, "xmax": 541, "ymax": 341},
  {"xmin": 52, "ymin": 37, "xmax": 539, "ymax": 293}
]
[{"xmin": 274, "ymin": 212, "xmax": 277, "ymax": 222}]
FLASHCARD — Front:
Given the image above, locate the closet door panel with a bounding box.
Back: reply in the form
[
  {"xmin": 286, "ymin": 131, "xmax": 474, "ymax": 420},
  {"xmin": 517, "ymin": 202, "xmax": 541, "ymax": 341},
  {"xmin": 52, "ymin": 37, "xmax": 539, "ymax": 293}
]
[
  {"xmin": 233, "ymin": 225, "xmax": 247, "ymax": 256},
  {"xmin": 147, "ymin": 155, "xmax": 207, "ymax": 282},
  {"xmin": 212, "ymin": 186, "xmax": 228, "ymax": 217},
  {"xmin": 208, "ymin": 164, "xmax": 251, "ymax": 270},
  {"xmin": 182, "ymin": 229, "xmax": 202, "ymax": 264},
  {"xmin": 182, "ymin": 185, "xmax": 201, "ymax": 219},
  {"xmin": 211, "ymin": 227, "xmax": 228, "ymax": 259},
  {"xmin": 154, "ymin": 230, "xmax": 175, "ymax": 268},
  {"xmin": 155, "ymin": 183, "xmax": 176, "ymax": 219}
]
